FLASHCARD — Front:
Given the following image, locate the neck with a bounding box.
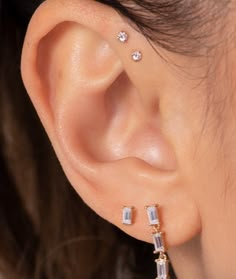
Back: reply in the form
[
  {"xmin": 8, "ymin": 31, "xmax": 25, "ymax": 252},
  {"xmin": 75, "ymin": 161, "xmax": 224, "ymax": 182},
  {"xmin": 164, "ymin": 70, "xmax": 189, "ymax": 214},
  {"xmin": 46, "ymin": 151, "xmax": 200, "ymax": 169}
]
[{"xmin": 168, "ymin": 235, "xmax": 204, "ymax": 279}]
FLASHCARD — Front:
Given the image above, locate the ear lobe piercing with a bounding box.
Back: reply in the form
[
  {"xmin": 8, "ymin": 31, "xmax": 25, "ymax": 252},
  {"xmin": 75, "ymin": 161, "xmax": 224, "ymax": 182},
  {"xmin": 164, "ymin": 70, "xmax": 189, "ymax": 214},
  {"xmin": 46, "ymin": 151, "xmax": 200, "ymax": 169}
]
[
  {"xmin": 146, "ymin": 205, "xmax": 169, "ymax": 279},
  {"xmin": 117, "ymin": 31, "xmax": 143, "ymax": 62},
  {"xmin": 121, "ymin": 204, "xmax": 169, "ymax": 278},
  {"xmin": 122, "ymin": 206, "xmax": 134, "ymax": 225},
  {"xmin": 146, "ymin": 205, "xmax": 160, "ymax": 226}
]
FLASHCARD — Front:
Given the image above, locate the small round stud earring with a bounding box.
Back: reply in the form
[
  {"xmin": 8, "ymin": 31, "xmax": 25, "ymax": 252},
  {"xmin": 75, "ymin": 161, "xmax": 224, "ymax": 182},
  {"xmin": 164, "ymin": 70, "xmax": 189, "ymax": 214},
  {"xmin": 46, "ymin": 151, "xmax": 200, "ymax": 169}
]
[
  {"xmin": 117, "ymin": 31, "xmax": 142, "ymax": 62},
  {"xmin": 132, "ymin": 51, "xmax": 142, "ymax": 62},
  {"xmin": 117, "ymin": 31, "xmax": 129, "ymax": 43}
]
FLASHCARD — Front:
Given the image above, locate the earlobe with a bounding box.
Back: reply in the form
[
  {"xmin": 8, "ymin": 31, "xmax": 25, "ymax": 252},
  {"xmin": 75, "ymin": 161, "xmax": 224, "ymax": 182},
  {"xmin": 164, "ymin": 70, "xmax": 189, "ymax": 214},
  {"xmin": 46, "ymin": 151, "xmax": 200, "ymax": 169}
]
[{"xmin": 21, "ymin": 0, "xmax": 201, "ymax": 249}]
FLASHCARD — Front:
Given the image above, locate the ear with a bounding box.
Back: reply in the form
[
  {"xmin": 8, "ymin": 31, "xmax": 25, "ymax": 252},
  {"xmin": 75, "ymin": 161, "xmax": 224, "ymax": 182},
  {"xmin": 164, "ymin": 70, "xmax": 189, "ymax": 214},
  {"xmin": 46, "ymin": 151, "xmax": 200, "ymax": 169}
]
[{"xmin": 21, "ymin": 0, "xmax": 201, "ymax": 247}]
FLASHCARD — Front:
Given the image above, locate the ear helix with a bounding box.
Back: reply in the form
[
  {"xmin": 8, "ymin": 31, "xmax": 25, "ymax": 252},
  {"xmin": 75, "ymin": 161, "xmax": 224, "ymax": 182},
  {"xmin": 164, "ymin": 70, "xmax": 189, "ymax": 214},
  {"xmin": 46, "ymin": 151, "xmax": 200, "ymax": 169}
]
[{"xmin": 117, "ymin": 31, "xmax": 142, "ymax": 62}]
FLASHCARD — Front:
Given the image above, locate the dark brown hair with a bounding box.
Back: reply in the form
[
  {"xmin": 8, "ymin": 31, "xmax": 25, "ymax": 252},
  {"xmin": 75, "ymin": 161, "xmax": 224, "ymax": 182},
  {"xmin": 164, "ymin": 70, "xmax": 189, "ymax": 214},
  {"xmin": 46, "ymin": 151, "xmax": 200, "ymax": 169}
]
[{"xmin": 0, "ymin": 0, "xmax": 229, "ymax": 278}]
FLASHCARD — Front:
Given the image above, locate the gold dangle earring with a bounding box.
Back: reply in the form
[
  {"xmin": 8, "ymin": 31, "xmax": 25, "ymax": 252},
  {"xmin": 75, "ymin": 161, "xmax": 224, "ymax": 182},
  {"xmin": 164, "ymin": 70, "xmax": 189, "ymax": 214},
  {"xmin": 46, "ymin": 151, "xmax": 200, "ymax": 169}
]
[{"xmin": 146, "ymin": 205, "xmax": 169, "ymax": 279}]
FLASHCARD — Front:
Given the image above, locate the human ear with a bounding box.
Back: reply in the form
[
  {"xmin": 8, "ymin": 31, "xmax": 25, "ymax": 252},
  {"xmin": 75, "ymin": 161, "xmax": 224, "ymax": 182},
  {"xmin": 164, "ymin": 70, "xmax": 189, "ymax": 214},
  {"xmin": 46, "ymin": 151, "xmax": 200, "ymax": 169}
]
[{"xmin": 21, "ymin": 0, "xmax": 201, "ymax": 248}]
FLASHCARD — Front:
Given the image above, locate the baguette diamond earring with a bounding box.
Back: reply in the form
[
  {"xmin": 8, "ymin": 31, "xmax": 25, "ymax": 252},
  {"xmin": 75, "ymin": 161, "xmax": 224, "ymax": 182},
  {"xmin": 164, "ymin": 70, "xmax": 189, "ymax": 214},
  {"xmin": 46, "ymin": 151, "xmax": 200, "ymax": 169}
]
[
  {"xmin": 122, "ymin": 206, "xmax": 134, "ymax": 225},
  {"xmin": 146, "ymin": 205, "xmax": 169, "ymax": 279}
]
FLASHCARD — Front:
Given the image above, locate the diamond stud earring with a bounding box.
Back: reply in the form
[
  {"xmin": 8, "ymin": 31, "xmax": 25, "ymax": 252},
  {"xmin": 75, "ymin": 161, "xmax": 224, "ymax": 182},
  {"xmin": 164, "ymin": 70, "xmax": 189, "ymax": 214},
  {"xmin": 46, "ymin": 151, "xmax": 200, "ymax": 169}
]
[
  {"xmin": 122, "ymin": 206, "xmax": 134, "ymax": 225},
  {"xmin": 132, "ymin": 51, "xmax": 142, "ymax": 62},
  {"xmin": 146, "ymin": 205, "xmax": 169, "ymax": 279},
  {"xmin": 117, "ymin": 31, "xmax": 129, "ymax": 43},
  {"xmin": 117, "ymin": 31, "xmax": 142, "ymax": 62}
]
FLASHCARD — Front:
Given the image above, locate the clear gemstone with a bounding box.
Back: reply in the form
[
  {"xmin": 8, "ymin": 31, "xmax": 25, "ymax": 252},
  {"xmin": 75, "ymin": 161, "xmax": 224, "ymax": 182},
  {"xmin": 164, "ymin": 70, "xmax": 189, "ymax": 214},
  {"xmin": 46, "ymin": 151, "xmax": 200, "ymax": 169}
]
[
  {"xmin": 117, "ymin": 31, "xmax": 128, "ymax": 43},
  {"xmin": 122, "ymin": 207, "xmax": 133, "ymax": 225},
  {"xmin": 146, "ymin": 205, "xmax": 160, "ymax": 225},
  {"xmin": 153, "ymin": 232, "xmax": 165, "ymax": 253},
  {"xmin": 132, "ymin": 51, "xmax": 142, "ymax": 62},
  {"xmin": 156, "ymin": 258, "xmax": 169, "ymax": 279}
]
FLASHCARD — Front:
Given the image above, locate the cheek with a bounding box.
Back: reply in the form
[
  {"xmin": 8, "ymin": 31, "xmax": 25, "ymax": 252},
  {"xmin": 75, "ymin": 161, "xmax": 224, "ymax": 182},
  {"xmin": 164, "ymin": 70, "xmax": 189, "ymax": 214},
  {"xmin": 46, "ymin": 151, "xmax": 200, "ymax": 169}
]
[
  {"xmin": 166, "ymin": 63, "xmax": 236, "ymax": 276},
  {"xmin": 194, "ymin": 122, "xmax": 236, "ymax": 277}
]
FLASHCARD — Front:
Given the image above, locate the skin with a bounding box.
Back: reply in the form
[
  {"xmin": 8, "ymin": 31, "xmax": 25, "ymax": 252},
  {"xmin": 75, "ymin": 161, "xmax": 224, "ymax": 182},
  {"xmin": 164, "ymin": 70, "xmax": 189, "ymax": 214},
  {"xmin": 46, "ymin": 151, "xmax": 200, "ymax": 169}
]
[{"xmin": 21, "ymin": 0, "xmax": 236, "ymax": 278}]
